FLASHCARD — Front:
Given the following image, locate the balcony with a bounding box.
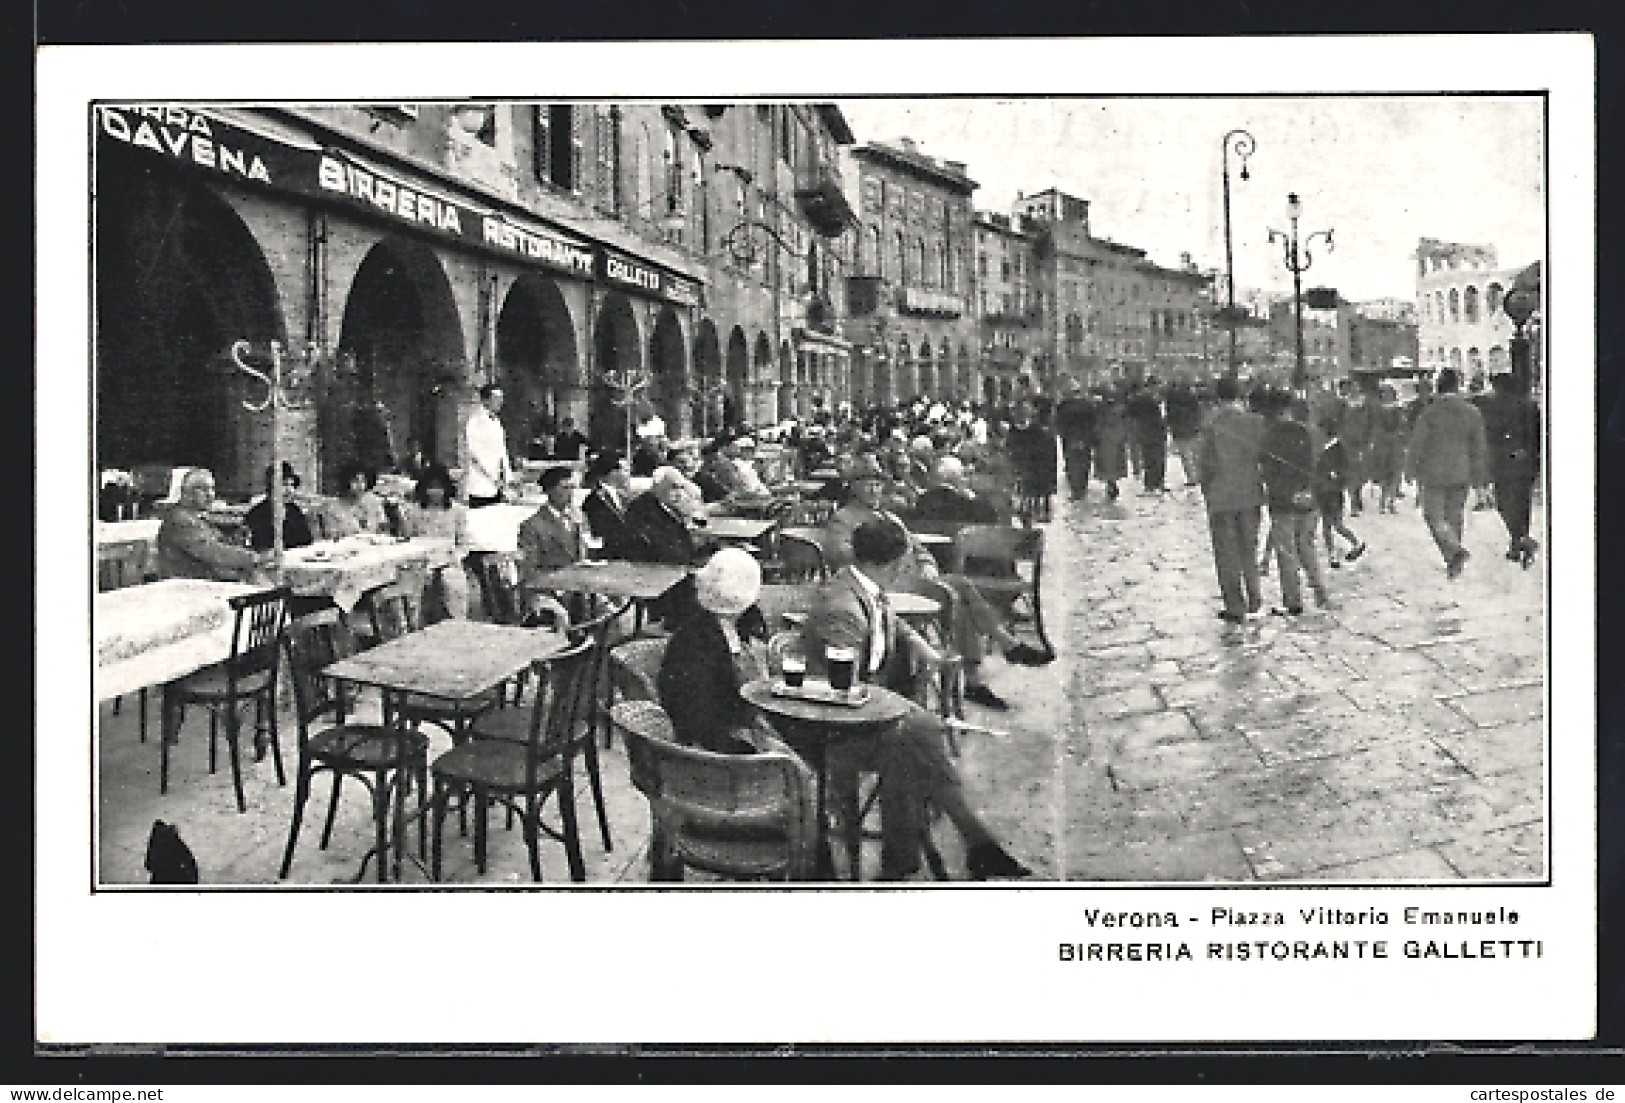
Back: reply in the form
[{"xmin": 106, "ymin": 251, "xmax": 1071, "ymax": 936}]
[
  {"xmin": 794, "ymin": 165, "xmax": 855, "ymax": 238},
  {"xmin": 898, "ymin": 286, "xmax": 965, "ymax": 318}
]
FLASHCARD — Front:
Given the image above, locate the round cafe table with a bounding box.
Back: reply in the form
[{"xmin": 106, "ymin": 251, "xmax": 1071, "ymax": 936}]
[{"xmin": 740, "ymin": 678, "xmax": 911, "ymax": 880}]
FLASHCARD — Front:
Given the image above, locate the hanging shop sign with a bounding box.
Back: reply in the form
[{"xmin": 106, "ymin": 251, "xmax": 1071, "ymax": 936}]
[{"xmin": 598, "ymin": 250, "xmax": 701, "ymax": 308}]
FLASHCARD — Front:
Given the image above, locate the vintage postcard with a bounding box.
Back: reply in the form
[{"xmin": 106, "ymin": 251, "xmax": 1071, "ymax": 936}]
[{"xmin": 37, "ymin": 35, "xmax": 1594, "ymax": 1044}]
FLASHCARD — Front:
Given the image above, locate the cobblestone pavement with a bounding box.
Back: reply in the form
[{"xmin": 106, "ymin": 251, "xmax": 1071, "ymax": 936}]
[
  {"xmin": 94, "ymin": 458, "xmax": 1546, "ymax": 886},
  {"xmin": 970, "ymin": 460, "xmax": 1547, "ymax": 883}
]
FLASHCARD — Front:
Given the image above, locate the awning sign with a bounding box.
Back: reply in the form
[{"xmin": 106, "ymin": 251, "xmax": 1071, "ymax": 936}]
[
  {"xmin": 99, "ymin": 104, "xmax": 692, "ymax": 293},
  {"xmin": 599, "ymin": 250, "xmax": 700, "ymax": 307},
  {"xmin": 96, "ymin": 105, "xmax": 302, "ymax": 187}
]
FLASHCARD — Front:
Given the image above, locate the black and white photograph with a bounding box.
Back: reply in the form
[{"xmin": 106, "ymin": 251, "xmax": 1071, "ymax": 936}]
[{"xmin": 38, "ymin": 36, "xmax": 1595, "ymax": 1045}]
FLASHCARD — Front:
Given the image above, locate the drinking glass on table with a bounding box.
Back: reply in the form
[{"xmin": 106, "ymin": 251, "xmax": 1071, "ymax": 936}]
[{"xmin": 825, "ymin": 644, "xmax": 858, "ymax": 693}]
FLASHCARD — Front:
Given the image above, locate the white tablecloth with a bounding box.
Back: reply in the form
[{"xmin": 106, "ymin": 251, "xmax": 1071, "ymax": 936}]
[
  {"xmin": 280, "ymin": 536, "xmax": 459, "ymax": 612},
  {"xmin": 463, "ymin": 501, "xmax": 542, "ymax": 554},
  {"xmin": 95, "ymin": 518, "xmax": 163, "ymax": 549},
  {"xmin": 96, "ymin": 579, "xmax": 258, "ymax": 701}
]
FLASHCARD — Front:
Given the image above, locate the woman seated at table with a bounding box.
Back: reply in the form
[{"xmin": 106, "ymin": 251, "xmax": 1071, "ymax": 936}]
[
  {"xmin": 656, "ymin": 548, "xmax": 799, "ymax": 759},
  {"xmin": 320, "ymin": 462, "xmax": 390, "ymax": 539},
  {"xmin": 244, "ymin": 461, "xmax": 315, "ymax": 552},
  {"xmin": 399, "ymin": 464, "xmax": 470, "ymax": 619}
]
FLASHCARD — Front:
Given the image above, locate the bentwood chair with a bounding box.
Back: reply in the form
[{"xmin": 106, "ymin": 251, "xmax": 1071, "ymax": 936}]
[
  {"xmin": 774, "ymin": 529, "xmax": 830, "ymax": 584},
  {"xmin": 949, "ymin": 523, "xmax": 1052, "ymax": 657},
  {"xmin": 160, "ymin": 587, "xmax": 289, "ymax": 813},
  {"xmin": 429, "ymin": 639, "xmax": 598, "ymax": 882},
  {"xmin": 612, "ymin": 700, "xmax": 818, "ymax": 882},
  {"xmin": 280, "ymin": 612, "xmax": 431, "ymax": 882},
  {"xmin": 563, "ymin": 596, "xmax": 634, "ymax": 852}
]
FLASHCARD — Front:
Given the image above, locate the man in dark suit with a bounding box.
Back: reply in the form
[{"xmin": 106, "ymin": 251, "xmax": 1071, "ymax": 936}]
[
  {"xmin": 624, "ymin": 466, "xmax": 702, "ymax": 567},
  {"xmin": 1195, "ymin": 375, "xmax": 1267, "ymax": 623},
  {"xmin": 1475, "ymin": 371, "xmax": 1542, "ymax": 567},
  {"xmin": 517, "ymin": 465, "xmax": 587, "ymax": 625},
  {"xmin": 911, "ymin": 455, "xmax": 1000, "ymax": 526},
  {"xmin": 552, "ymin": 416, "xmax": 589, "ymax": 461},
  {"xmin": 802, "ymin": 519, "xmax": 1032, "ymax": 881},
  {"xmin": 581, "ymin": 450, "xmax": 640, "ymax": 561}
]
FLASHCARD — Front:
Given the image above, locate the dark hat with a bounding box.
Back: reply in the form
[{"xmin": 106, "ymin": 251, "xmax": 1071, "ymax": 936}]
[
  {"xmin": 264, "ymin": 461, "xmax": 301, "ymax": 490},
  {"xmin": 585, "ymin": 450, "xmax": 625, "ymax": 483}
]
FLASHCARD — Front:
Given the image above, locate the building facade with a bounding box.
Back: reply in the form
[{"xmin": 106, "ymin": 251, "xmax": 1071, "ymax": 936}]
[
  {"xmin": 972, "ymin": 211, "xmax": 1041, "ymax": 406},
  {"xmin": 840, "ymin": 138, "xmax": 979, "ymax": 409},
  {"xmin": 1265, "ymin": 294, "xmax": 1420, "ymax": 384},
  {"xmin": 1415, "ymin": 237, "xmax": 1529, "ymax": 386},
  {"xmin": 93, "ymin": 100, "xmax": 854, "ymax": 496},
  {"xmin": 1018, "ymin": 188, "xmax": 1211, "ymax": 390}
]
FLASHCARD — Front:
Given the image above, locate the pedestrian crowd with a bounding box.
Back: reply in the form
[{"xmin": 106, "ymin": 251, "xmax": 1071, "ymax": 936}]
[{"xmin": 1043, "ymin": 368, "xmax": 1542, "ymax": 623}]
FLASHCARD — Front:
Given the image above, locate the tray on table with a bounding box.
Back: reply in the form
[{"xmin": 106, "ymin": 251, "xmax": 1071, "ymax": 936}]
[{"xmin": 768, "ymin": 679, "xmax": 871, "ymax": 708}]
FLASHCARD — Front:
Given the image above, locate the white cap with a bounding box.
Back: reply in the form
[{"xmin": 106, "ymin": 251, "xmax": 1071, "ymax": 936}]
[{"xmin": 695, "ymin": 547, "xmax": 762, "ymax": 616}]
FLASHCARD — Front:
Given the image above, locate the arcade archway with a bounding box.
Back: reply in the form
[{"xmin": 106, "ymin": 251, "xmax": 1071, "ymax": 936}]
[
  {"xmin": 496, "ymin": 273, "xmax": 579, "ymax": 462},
  {"xmin": 95, "ymin": 150, "xmax": 287, "ymax": 496},
  {"xmin": 334, "ymin": 237, "xmax": 466, "ymax": 486},
  {"xmin": 724, "ymin": 327, "xmax": 749, "ymax": 430},
  {"xmin": 648, "ymin": 307, "xmax": 689, "ymax": 439},
  {"xmin": 590, "ymin": 291, "xmax": 644, "ymax": 450},
  {"xmin": 692, "ymin": 318, "xmax": 723, "ymax": 437}
]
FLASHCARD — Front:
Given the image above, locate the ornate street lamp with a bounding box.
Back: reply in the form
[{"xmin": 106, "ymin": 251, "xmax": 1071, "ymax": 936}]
[
  {"xmin": 1267, "ymin": 193, "xmax": 1334, "ymax": 389},
  {"xmin": 1502, "ymin": 265, "xmax": 1542, "ymax": 396},
  {"xmin": 1220, "ymin": 128, "xmax": 1256, "ymax": 379}
]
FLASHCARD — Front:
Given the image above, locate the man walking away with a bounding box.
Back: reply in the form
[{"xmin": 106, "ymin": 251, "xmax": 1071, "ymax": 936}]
[
  {"xmin": 1339, "ymin": 383, "xmax": 1376, "ymax": 516},
  {"xmin": 1165, "ymin": 380, "xmax": 1204, "ymax": 488},
  {"xmin": 1405, "ymin": 368, "xmax": 1490, "ymax": 579},
  {"xmin": 1476, "ymin": 371, "xmax": 1542, "ymax": 567},
  {"xmin": 1127, "ymin": 380, "xmax": 1169, "ymax": 494},
  {"xmin": 1313, "ymin": 413, "xmax": 1367, "ymax": 569},
  {"xmin": 1258, "ymin": 391, "xmax": 1329, "ymax": 615},
  {"xmin": 1195, "ymin": 376, "xmax": 1266, "ymax": 623},
  {"xmin": 1054, "ymin": 379, "xmax": 1098, "ymax": 501}
]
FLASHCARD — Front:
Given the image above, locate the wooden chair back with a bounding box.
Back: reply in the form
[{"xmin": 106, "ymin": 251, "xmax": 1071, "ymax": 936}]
[
  {"xmin": 366, "ymin": 579, "xmax": 422, "ymax": 644},
  {"xmin": 518, "ymin": 640, "xmax": 599, "ymax": 789},
  {"xmin": 226, "ymin": 587, "xmax": 289, "ymax": 684},
  {"xmin": 774, "ymin": 530, "xmax": 829, "ymax": 583}
]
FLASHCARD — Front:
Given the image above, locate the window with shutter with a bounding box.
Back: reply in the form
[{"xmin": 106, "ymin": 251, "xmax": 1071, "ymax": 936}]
[
  {"xmin": 533, "ymin": 106, "xmax": 551, "ymax": 184},
  {"xmin": 568, "ymin": 108, "xmax": 584, "ymax": 194}
]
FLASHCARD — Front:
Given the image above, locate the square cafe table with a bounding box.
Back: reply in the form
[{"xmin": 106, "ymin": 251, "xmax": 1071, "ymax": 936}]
[
  {"xmin": 528, "ymin": 561, "xmax": 692, "ymax": 602},
  {"xmin": 322, "ymin": 619, "xmax": 567, "ymax": 706},
  {"xmin": 321, "ymin": 619, "xmax": 571, "ymax": 881},
  {"xmin": 281, "ymin": 536, "xmax": 459, "ymax": 613}
]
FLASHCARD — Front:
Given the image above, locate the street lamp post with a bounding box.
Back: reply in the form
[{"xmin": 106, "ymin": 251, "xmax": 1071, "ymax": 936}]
[
  {"xmin": 1267, "ymin": 192, "xmax": 1333, "ymax": 390},
  {"xmin": 1221, "ymin": 128, "xmax": 1256, "ymax": 379}
]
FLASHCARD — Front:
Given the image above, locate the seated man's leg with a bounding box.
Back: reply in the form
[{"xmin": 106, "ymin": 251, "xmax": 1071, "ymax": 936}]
[{"xmin": 876, "ymin": 708, "xmax": 999, "ymax": 877}]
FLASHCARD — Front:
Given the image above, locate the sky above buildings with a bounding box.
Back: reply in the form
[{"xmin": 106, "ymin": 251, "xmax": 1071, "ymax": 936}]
[{"xmin": 834, "ymin": 96, "xmax": 1545, "ymax": 304}]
